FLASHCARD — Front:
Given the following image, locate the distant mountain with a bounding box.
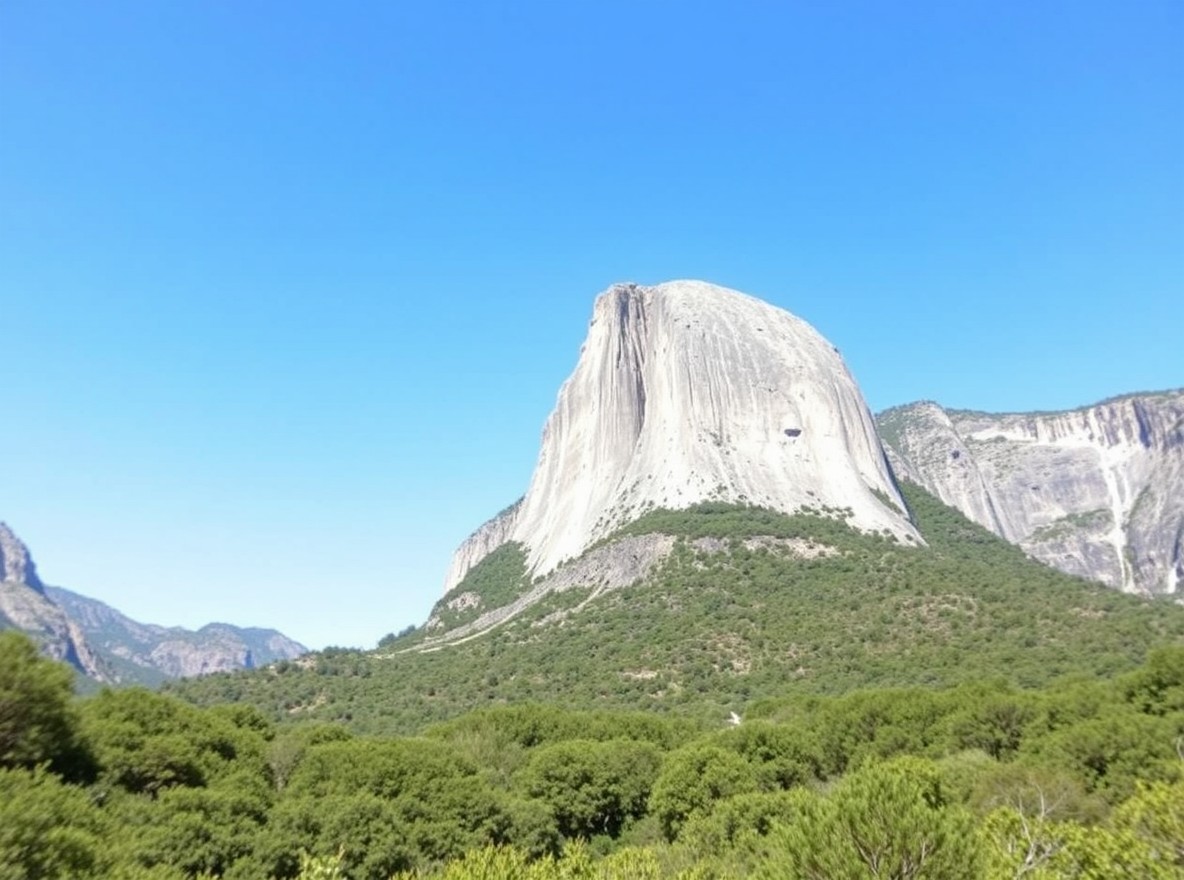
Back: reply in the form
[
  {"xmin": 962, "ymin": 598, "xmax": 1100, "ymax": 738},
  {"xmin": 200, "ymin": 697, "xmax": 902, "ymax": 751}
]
[
  {"xmin": 0, "ymin": 522, "xmax": 306, "ymax": 684},
  {"xmin": 878, "ymin": 389, "xmax": 1184, "ymax": 597},
  {"xmin": 46, "ymin": 585, "xmax": 307, "ymax": 685}
]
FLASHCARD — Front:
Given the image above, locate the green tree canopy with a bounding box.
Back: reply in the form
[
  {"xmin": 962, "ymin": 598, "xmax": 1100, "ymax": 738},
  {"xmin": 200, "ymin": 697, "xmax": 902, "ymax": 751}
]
[{"xmin": 0, "ymin": 630, "xmax": 89, "ymax": 779}]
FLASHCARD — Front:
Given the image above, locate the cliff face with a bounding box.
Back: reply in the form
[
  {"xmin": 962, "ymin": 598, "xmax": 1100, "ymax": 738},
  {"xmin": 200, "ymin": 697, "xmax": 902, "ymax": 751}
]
[
  {"xmin": 0, "ymin": 522, "xmax": 43, "ymax": 590},
  {"xmin": 0, "ymin": 580, "xmax": 109, "ymax": 679},
  {"xmin": 442, "ymin": 500, "xmax": 522, "ymax": 603},
  {"xmin": 444, "ymin": 280, "xmax": 918, "ymax": 593},
  {"xmin": 879, "ymin": 390, "xmax": 1184, "ymax": 595},
  {"xmin": 0, "ymin": 522, "xmax": 106, "ymax": 678}
]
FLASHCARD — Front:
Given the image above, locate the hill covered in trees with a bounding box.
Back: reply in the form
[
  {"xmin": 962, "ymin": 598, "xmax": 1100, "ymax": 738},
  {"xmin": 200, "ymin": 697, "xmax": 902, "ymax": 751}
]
[{"xmin": 168, "ymin": 485, "xmax": 1184, "ymax": 736}]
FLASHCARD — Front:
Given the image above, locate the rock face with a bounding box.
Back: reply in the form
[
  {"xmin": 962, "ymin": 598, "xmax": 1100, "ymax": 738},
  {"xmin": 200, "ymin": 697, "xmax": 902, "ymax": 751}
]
[
  {"xmin": 0, "ymin": 580, "xmax": 109, "ymax": 679},
  {"xmin": 878, "ymin": 390, "xmax": 1184, "ymax": 595},
  {"xmin": 1, "ymin": 523, "xmax": 108, "ymax": 678},
  {"xmin": 0, "ymin": 522, "xmax": 43, "ymax": 590},
  {"xmin": 0, "ymin": 521, "xmax": 306, "ymax": 683},
  {"xmin": 444, "ymin": 280, "xmax": 919, "ymax": 593}
]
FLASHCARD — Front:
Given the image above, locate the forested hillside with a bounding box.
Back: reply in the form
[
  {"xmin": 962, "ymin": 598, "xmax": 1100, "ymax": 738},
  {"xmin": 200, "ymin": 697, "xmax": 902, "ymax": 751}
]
[{"xmin": 168, "ymin": 485, "xmax": 1184, "ymax": 736}]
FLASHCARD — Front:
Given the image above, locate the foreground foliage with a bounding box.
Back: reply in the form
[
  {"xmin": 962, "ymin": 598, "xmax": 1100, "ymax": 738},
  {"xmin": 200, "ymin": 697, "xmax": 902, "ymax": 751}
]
[{"xmin": 3, "ymin": 628, "xmax": 1184, "ymax": 878}]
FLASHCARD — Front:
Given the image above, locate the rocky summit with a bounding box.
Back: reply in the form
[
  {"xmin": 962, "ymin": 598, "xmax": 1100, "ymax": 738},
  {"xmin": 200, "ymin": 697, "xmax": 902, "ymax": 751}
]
[
  {"xmin": 0, "ymin": 522, "xmax": 105, "ymax": 677},
  {"xmin": 879, "ymin": 389, "xmax": 1184, "ymax": 596},
  {"xmin": 444, "ymin": 280, "xmax": 918, "ymax": 596},
  {"xmin": 0, "ymin": 521, "xmax": 43, "ymax": 589}
]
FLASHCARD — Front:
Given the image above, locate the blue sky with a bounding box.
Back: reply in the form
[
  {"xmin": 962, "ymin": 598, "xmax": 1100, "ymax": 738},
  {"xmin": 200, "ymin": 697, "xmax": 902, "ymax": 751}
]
[{"xmin": 1, "ymin": 1, "xmax": 1180, "ymax": 649}]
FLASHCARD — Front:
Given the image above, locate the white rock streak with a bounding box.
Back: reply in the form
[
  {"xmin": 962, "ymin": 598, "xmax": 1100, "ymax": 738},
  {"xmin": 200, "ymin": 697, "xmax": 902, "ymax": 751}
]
[{"xmin": 444, "ymin": 280, "xmax": 918, "ymax": 593}]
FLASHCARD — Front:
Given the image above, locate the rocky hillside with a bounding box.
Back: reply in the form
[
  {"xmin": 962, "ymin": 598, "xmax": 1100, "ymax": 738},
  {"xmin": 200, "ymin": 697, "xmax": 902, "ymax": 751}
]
[
  {"xmin": 0, "ymin": 523, "xmax": 107, "ymax": 678},
  {"xmin": 47, "ymin": 586, "xmax": 307, "ymax": 684},
  {"xmin": 0, "ymin": 521, "xmax": 306, "ymax": 683},
  {"xmin": 878, "ymin": 389, "xmax": 1184, "ymax": 596},
  {"xmin": 1, "ymin": 520, "xmax": 43, "ymax": 587},
  {"xmin": 444, "ymin": 280, "xmax": 918, "ymax": 601}
]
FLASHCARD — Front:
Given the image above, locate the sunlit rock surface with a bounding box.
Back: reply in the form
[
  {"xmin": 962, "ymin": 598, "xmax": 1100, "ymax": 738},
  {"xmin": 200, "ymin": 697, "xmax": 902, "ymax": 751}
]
[
  {"xmin": 444, "ymin": 280, "xmax": 919, "ymax": 593},
  {"xmin": 47, "ymin": 586, "xmax": 308, "ymax": 681},
  {"xmin": 0, "ymin": 522, "xmax": 43, "ymax": 590},
  {"xmin": 879, "ymin": 389, "xmax": 1184, "ymax": 595},
  {"xmin": 0, "ymin": 523, "xmax": 108, "ymax": 679}
]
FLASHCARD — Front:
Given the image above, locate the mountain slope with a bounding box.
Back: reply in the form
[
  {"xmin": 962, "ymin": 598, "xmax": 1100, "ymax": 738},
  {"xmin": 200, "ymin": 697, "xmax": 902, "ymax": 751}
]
[
  {"xmin": 878, "ymin": 389, "xmax": 1184, "ymax": 596},
  {"xmin": 0, "ymin": 522, "xmax": 108, "ymax": 679},
  {"xmin": 170, "ymin": 484, "xmax": 1184, "ymax": 735},
  {"xmin": 446, "ymin": 279, "xmax": 918, "ymax": 598}
]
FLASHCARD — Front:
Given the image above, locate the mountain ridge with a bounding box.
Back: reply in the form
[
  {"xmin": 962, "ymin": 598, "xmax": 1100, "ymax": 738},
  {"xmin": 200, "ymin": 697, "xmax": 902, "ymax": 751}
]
[
  {"xmin": 0, "ymin": 522, "xmax": 306, "ymax": 683},
  {"xmin": 163, "ymin": 279, "xmax": 1182, "ymax": 735}
]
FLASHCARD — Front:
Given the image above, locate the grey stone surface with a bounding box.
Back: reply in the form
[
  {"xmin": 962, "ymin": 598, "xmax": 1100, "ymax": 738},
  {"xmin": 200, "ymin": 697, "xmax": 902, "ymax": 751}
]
[
  {"xmin": 47, "ymin": 586, "xmax": 308, "ymax": 681},
  {"xmin": 0, "ymin": 580, "xmax": 108, "ymax": 679},
  {"xmin": 0, "ymin": 522, "xmax": 43, "ymax": 590},
  {"xmin": 444, "ymin": 280, "xmax": 918, "ymax": 594},
  {"xmin": 879, "ymin": 390, "xmax": 1184, "ymax": 595}
]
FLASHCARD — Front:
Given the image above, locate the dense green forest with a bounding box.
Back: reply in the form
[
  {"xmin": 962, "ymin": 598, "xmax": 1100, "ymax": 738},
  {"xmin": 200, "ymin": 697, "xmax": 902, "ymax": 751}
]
[
  {"xmin": 169, "ymin": 485, "xmax": 1184, "ymax": 736},
  {"xmin": 3, "ymin": 628, "xmax": 1183, "ymax": 878}
]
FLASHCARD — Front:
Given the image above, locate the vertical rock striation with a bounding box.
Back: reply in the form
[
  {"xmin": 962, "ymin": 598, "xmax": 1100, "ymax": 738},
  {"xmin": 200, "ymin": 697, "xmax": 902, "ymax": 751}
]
[
  {"xmin": 444, "ymin": 280, "xmax": 919, "ymax": 593},
  {"xmin": 879, "ymin": 389, "xmax": 1184, "ymax": 595}
]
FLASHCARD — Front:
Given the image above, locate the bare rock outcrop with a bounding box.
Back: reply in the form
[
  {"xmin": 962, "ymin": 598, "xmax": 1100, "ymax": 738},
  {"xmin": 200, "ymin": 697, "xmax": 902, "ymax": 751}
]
[
  {"xmin": 444, "ymin": 280, "xmax": 918, "ymax": 593},
  {"xmin": 0, "ymin": 580, "xmax": 109, "ymax": 679},
  {"xmin": 879, "ymin": 389, "xmax": 1184, "ymax": 595},
  {"xmin": 0, "ymin": 523, "xmax": 108, "ymax": 679},
  {"xmin": 0, "ymin": 522, "xmax": 43, "ymax": 591}
]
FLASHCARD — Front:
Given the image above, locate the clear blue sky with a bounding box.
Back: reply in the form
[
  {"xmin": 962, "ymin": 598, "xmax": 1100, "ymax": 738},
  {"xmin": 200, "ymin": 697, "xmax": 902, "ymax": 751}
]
[{"xmin": 1, "ymin": 1, "xmax": 1180, "ymax": 649}]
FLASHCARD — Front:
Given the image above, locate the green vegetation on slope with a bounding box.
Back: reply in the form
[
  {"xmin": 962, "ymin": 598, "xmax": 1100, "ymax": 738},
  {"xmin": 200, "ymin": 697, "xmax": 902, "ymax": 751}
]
[
  {"xmin": 608, "ymin": 500, "xmax": 864, "ymax": 545},
  {"xmin": 167, "ymin": 484, "xmax": 1184, "ymax": 736},
  {"xmin": 429, "ymin": 542, "xmax": 532, "ymax": 630}
]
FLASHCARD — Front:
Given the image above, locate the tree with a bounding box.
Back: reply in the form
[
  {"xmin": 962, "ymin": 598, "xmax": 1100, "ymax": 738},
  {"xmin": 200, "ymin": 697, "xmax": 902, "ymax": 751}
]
[
  {"xmin": 1111, "ymin": 779, "xmax": 1184, "ymax": 869},
  {"xmin": 1039, "ymin": 822, "xmax": 1177, "ymax": 880},
  {"xmin": 0, "ymin": 767, "xmax": 110, "ymax": 880},
  {"xmin": 520, "ymin": 739, "xmax": 661, "ymax": 838},
  {"xmin": 0, "ymin": 631, "xmax": 86, "ymax": 776},
  {"xmin": 760, "ymin": 757, "xmax": 983, "ymax": 880},
  {"xmin": 81, "ymin": 687, "xmax": 268, "ymax": 796},
  {"xmin": 649, "ymin": 745, "xmax": 757, "ymax": 841}
]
